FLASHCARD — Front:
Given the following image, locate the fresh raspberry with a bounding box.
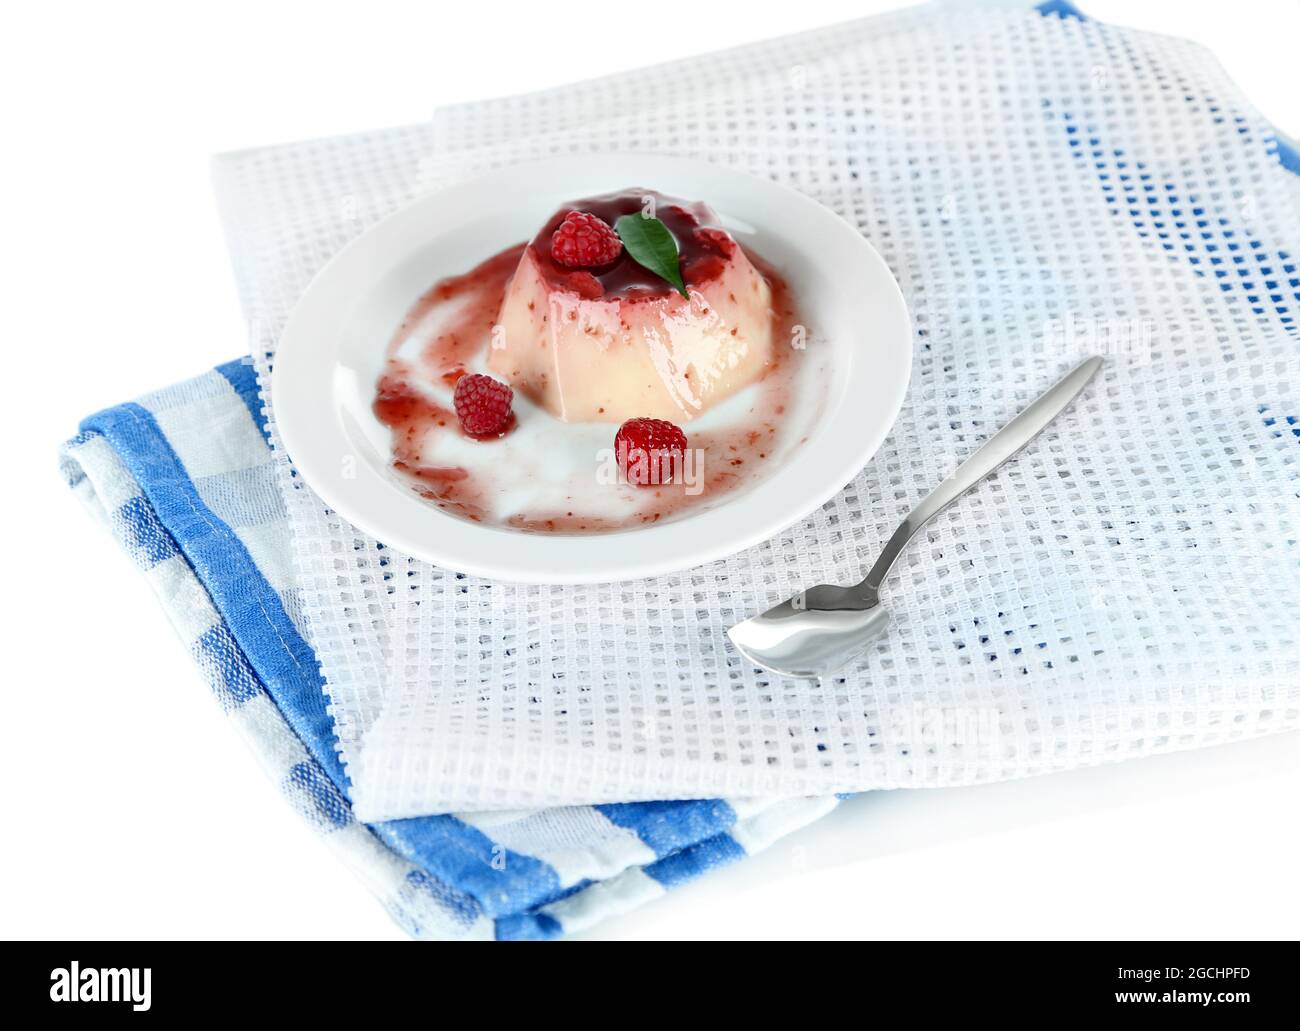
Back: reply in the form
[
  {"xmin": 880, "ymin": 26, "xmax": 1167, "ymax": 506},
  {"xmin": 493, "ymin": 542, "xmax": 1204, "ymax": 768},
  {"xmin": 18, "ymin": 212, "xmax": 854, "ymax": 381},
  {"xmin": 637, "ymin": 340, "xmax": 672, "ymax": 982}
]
[
  {"xmin": 453, "ymin": 373, "xmax": 514, "ymax": 438},
  {"xmin": 614, "ymin": 417, "xmax": 688, "ymax": 487},
  {"xmin": 550, "ymin": 211, "xmax": 623, "ymax": 269}
]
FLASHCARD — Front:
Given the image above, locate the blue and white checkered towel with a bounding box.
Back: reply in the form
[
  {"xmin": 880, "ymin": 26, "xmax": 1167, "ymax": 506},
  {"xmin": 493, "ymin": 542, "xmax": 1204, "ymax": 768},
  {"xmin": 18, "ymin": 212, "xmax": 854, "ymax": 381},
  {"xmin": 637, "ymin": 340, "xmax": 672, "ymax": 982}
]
[
  {"xmin": 60, "ymin": 361, "xmax": 841, "ymax": 939},
  {"xmin": 61, "ymin": 0, "xmax": 1300, "ymax": 940}
]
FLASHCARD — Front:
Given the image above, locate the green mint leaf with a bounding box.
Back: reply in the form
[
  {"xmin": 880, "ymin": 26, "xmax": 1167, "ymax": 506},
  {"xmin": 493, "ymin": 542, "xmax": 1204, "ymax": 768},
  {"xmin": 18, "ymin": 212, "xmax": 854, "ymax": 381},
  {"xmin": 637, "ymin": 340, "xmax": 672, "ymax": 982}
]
[{"xmin": 614, "ymin": 214, "xmax": 689, "ymax": 298}]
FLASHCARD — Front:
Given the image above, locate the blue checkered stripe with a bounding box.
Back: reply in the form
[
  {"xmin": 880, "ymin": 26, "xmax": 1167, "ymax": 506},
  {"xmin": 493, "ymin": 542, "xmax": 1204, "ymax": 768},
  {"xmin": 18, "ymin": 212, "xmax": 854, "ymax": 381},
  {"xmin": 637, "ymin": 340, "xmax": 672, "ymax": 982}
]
[
  {"xmin": 61, "ymin": 0, "xmax": 1300, "ymax": 939},
  {"xmin": 60, "ymin": 360, "xmax": 839, "ymax": 940}
]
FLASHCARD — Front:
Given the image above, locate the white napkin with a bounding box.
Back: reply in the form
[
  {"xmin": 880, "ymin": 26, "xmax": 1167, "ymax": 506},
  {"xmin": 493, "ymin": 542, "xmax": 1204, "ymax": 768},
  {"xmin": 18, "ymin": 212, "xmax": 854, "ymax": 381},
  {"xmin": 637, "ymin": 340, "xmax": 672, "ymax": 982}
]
[{"xmin": 216, "ymin": 5, "xmax": 1300, "ymax": 819}]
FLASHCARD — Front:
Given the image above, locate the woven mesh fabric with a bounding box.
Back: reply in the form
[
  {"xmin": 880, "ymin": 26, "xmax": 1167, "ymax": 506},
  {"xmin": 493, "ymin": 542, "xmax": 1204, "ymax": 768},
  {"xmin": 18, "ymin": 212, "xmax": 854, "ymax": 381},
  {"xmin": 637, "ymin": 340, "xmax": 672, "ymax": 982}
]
[{"xmin": 214, "ymin": 7, "xmax": 1300, "ymax": 819}]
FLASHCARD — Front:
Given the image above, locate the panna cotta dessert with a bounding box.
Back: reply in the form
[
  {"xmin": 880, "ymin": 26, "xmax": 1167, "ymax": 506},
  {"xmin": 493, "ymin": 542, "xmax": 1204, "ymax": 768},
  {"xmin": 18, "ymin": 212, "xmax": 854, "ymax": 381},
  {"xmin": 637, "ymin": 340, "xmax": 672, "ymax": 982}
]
[
  {"xmin": 372, "ymin": 187, "xmax": 820, "ymax": 533},
  {"xmin": 490, "ymin": 191, "xmax": 775, "ymax": 423}
]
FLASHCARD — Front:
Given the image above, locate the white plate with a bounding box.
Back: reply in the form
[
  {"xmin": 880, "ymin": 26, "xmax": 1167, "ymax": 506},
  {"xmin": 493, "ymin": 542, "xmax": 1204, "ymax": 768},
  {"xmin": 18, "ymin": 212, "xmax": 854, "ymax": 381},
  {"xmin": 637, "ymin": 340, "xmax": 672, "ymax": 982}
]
[{"xmin": 272, "ymin": 154, "xmax": 911, "ymax": 583}]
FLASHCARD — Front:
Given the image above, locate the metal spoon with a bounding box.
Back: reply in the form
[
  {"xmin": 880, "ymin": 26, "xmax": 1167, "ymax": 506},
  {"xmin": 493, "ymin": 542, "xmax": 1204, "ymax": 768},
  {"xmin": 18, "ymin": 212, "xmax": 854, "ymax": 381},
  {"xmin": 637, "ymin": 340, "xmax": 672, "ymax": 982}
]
[{"xmin": 727, "ymin": 356, "xmax": 1104, "ymax": 679}]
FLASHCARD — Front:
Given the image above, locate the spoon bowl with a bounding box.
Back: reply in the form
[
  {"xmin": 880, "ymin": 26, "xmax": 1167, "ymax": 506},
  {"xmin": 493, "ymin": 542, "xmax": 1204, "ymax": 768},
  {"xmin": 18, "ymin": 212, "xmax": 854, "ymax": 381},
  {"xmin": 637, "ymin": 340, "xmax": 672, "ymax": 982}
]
[{"xmin": 728, "ymin": 594, "xmax": 891, "ymax": 678}]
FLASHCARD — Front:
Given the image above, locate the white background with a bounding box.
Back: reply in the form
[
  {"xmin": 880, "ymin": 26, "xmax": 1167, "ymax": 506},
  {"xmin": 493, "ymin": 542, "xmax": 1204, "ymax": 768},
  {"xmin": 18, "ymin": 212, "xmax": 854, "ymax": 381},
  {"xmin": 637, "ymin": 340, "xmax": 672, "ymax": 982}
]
[{"xmin": 2, "ymin": 0, "xmax": 1297, "ymax": 940}]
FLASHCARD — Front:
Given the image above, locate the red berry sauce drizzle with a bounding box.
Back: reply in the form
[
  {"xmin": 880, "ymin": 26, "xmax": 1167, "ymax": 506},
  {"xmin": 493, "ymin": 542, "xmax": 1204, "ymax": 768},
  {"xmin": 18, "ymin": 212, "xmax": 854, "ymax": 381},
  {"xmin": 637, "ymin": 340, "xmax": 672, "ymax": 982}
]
[{"xmin": 371, "ymin": 198, "xmax": 809, "ymax": 534}]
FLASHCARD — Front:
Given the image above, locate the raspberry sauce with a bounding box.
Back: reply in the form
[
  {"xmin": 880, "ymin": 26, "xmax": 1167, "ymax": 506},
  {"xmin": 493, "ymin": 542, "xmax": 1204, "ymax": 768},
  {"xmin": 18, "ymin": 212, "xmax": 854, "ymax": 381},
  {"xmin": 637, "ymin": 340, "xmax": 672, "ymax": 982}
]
[{"xmin": 371, "ymin": 211, "xmax": 812, "ymax": 535}]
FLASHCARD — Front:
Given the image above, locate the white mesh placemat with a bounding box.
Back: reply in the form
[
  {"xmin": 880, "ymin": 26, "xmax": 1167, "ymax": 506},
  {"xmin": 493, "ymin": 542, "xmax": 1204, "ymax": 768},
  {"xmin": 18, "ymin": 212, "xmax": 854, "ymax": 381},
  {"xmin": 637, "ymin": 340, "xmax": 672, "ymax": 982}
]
[{"xmin": 215, "ymin": 5, "xmax": 1300, "ymax": 820}]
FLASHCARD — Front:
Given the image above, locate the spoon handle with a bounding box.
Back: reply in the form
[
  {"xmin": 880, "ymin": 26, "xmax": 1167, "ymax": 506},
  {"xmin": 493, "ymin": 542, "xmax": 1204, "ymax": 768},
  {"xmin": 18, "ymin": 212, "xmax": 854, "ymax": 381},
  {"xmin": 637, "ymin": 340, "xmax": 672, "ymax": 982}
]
[{"xmin": 858, "ymin": 356, "xmax": 1104, "ymax": 596}]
